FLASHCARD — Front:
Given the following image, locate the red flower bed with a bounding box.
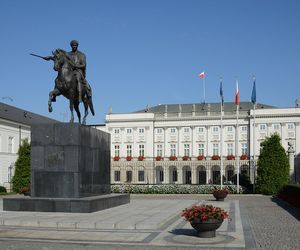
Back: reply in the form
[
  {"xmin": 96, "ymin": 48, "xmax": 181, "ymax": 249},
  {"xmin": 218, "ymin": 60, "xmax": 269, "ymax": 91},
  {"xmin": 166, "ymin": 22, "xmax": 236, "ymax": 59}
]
[
  {"xmin": 126, "ymin": 156, "xmax": 132, "ymax": 161},
  {"xmin": 240, "ymin": 154, "xmax": 248, "ymax": 160},
  {"xmin": 197, "ymin": 155, "xmax": 205, "ymax": 160},
  {"xmin": 138, "ymin": 156, "xmax": 144, "ymax": 161},
  {"xmin": 156, "ymin": 156, "xmax": 162, "ymax": 161},
  {"xmin": 182, "ymin": 156, "xmax": 190, "ymax": 161},
  {"xmin": 211, "ymin": 155, "xmax": 220, "ymax": 160},
  {"xmin": 113, "ymin": 156, "xmax": 120, "ymax": 161},
  {"xmin": 181, "ymin": 205, "xmax": 229, "ymax": 222},
  {"xmin": 278, "ymin": 193, "xmax": 300, "ymax": 209},
  {"xmin": 226, "ymin": 155, "xmax": 235, "ymax": 160},
  {"xmin": 169, "ymin": 156, "xmax": 177, "ymax": 161}
]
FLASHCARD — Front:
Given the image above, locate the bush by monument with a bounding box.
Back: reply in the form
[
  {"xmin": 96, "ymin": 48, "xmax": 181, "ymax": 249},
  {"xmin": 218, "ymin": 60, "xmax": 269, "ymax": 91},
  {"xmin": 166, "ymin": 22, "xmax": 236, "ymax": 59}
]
[
  {"xmin": 12, "ymin": 139, "xmax": 31, "ymax": 193},
  {"xmin": 0, "ymin": 186, "xmax": 7, "ymax": 193},
  {"xmin": 256, "ymin": 134, "xmax": 290, "ymax": 195}
]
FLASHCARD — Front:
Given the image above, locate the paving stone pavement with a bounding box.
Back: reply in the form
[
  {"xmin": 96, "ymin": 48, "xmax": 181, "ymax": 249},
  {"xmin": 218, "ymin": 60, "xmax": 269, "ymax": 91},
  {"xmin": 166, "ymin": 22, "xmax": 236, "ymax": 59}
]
[{"xmin": 0, "ymin": 194, "xmax": 299, "ymax": 250}]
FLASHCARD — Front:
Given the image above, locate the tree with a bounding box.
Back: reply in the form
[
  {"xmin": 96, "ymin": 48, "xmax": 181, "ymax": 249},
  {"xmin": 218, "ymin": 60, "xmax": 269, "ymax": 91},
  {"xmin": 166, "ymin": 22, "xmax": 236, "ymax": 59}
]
[
  {"xmin": 12, "ymin": 138, "xmax": 31, "ymax": 193},
  {"xmin": 256, "ymin": 134, "xmax": 290, "ymax": 195}
]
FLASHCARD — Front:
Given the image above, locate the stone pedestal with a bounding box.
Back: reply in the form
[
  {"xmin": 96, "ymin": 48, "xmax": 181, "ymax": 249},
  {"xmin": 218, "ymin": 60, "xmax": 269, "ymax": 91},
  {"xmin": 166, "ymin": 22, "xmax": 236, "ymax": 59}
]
[{"xmin": 4, "ymin": 123, "xmax": 129, "ymax": 212}]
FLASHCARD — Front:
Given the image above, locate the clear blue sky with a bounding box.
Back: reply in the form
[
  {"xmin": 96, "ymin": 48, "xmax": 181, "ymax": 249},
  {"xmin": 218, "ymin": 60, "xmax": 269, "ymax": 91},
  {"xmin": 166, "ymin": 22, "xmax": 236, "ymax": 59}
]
[{"xmin": 1, "ymin": 0, "xmax": 300, "ymax": 124}]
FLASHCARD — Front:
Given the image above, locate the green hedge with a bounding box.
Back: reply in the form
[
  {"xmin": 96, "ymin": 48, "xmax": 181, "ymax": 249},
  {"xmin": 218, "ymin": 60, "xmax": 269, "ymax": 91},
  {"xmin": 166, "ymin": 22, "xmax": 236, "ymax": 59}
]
[
  {"xmin": 0, "ymin": 186, "xmax": 7, "ymax": 193},
  {"xmin": 278, "ymin": 184, "xmax": 300, "ymax": 208},
  {"xmin": 111, "ymin": 184, "xmax": 245, "ymax": 194}
]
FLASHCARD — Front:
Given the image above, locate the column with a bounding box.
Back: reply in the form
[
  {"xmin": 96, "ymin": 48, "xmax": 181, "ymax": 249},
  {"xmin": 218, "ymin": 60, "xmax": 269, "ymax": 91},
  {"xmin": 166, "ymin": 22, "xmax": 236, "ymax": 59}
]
[
  {"xmin": 164, "ymin": 165, "xmax": 169, "ymax": 184},
  {"xmin": 295, "ymin": 122, "xmax": 300, "ymax": 155},
  {"xmin": 177, "ymin": 166, "xmax": 183, "ymax": 184},
  {"xmin": 191, "ymin": 165, "xmax": 197, "ymax": 184}
]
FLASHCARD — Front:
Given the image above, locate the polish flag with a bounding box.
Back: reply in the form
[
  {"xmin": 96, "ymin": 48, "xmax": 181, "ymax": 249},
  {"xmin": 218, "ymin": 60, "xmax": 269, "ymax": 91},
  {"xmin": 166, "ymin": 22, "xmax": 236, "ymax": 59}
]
[
  {"xmin": 198, "ymin": 72, "xmax": 205, "ymax": 78},
  {"xmin": 235, "ymin": 80, "xmax": 239, "ymax": 106}
]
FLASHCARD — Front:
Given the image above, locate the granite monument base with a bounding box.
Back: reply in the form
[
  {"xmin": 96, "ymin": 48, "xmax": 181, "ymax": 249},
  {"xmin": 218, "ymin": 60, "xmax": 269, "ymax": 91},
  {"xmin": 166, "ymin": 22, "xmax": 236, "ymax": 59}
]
[
  {"xmin": 4, "ymin": 123, "xmax": 130, "ymax": 213},
  {"xmin": 3, "ymin": 193, "xmax": 130, "ymax": 213}
]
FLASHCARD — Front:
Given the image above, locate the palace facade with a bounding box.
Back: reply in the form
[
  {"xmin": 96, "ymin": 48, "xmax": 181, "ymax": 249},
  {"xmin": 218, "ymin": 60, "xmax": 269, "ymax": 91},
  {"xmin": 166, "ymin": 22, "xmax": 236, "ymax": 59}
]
[{"xmin": 97, "ymin": 102, "xmax": 300, "ymax": 185}]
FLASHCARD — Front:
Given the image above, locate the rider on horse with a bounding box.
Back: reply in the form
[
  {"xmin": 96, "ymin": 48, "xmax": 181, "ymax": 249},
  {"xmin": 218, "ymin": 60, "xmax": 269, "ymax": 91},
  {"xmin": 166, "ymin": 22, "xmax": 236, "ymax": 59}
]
[{"xmin": 44, "ymin": 40, "xmax": 92, "ymax": 102}]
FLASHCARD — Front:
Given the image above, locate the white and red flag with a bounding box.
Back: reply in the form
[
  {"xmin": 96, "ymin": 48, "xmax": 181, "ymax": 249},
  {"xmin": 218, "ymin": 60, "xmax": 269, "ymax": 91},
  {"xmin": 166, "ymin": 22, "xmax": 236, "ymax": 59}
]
[
  {"xmin": 198, "ymin": 72, "xmax": 205, "ymax": 78},
  {"xmin": 235, "ymin": 80, "xmax": 239, "ymax": 106}
]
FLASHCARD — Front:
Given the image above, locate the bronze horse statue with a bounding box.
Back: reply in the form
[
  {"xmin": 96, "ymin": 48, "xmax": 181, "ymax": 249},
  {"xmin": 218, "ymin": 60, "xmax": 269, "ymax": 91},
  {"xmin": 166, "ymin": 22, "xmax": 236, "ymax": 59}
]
[{"xmin": 48, "ymin": 49, "xmax": 95, "ymax": 125}]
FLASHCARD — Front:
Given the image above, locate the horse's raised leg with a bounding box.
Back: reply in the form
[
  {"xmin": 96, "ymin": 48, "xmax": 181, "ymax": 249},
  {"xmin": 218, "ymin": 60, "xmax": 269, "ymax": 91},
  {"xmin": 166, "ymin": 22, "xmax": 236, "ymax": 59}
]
[
  {"xmin": 69, "ymin": 100, "xmax": 74, "ymax": 123},
  {"xmin": 82, "ymin": 99, "xmax": 89, "ymax": 125},
  {"xmin": 48, "ymin": 89, "xmax": 60, "ymax": 112},
  {"xmin": 74, "ymin": 100, "xmax": 81, "ymax": 124}
]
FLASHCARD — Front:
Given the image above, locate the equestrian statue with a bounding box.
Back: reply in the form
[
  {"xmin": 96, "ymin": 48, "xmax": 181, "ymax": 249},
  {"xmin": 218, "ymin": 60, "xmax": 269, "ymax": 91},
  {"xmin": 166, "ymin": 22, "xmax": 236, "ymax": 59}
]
[{"xmin": 30, "ymin": 40, "xmax": 95, "ymax": 125}]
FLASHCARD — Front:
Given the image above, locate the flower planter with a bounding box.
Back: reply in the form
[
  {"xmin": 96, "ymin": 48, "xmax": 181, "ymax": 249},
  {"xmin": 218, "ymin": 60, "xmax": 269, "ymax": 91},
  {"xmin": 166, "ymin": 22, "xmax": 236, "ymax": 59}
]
[
  {"xmin": 213, "ymin": 190, "xmax": 228, "ymax": 201},
  {"xmin": 190, "ymin": 218, "xmax": 223, "ymax": 238}
]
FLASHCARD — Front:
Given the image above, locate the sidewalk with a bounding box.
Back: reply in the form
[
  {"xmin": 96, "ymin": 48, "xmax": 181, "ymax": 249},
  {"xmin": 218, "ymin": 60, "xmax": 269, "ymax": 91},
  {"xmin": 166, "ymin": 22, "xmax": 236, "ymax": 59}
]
[{"xmin": 0, "ymin": 194, "xmax": 299, "ymax": 249}]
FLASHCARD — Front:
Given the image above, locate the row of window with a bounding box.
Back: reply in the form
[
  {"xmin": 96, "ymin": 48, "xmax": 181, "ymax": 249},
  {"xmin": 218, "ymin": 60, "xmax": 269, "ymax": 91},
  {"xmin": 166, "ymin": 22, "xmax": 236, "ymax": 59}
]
[
  {"xmin": 113, "ymin": 123, "xmax": 295, "ymax": 135},
  {"xmin": 114, "ymin": 168, "xmax": 249, "ymax": 184},
  {"xmin": 114, "ymin": 143, "xmax": 248, "ymax": 157}
]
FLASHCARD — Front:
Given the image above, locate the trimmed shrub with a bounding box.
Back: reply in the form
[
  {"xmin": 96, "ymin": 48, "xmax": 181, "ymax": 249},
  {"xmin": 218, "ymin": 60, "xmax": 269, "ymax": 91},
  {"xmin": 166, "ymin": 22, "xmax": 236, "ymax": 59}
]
[
  {"xmin": 111, "ymin": 184, "xmax": 245, "ymax": 194},
  {"xmin": 278, "ymin": 184, "xmax": 300, "ymax": 208},
  {"xmin": 0, "ymin": 186, "xmax": 7, "ymax": 193},
  {"xmin": 256, "ymin": 134, "xmax": 290, "ymax": 195},
  {"xmin": 12, "ymin": 139, "xmax": 31, "ymax": 193}
]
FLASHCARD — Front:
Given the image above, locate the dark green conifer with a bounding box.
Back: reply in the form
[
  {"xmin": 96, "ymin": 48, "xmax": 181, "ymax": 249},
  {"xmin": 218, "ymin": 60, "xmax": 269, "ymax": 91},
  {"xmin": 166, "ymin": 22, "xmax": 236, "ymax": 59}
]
[
  {"xmin": 256, "ymin": 134, "xmax": 290, "ymax": 194},
  {"xmin": 12, "ymin": 139, "xmax": 31, "ymax": 193}
]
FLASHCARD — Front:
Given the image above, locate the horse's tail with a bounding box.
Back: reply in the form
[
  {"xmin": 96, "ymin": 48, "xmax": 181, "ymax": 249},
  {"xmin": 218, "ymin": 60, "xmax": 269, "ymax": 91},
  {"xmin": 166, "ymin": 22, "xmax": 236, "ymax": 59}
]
[{"xmin": 88, "ymin": 96, "xmax": 95, "ymax": 116}]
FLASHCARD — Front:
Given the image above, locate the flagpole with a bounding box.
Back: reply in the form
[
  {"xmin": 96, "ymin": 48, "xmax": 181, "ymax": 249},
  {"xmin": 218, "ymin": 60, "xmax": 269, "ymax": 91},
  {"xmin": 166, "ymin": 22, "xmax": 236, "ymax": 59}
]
[
  {"xmin": 252, "ymin": 76, "xmax": 256, "ymax": 193},
  {"xmin": 236, "ymin": 80, "xmax": 240, "ymax": 194},
  {"xmin": 220, "ymin": 78, "xmax": 223, "ymax": 188},
  {"xmin": 203, "ymin": 76, "xmax": 206, "ymax": 103}
]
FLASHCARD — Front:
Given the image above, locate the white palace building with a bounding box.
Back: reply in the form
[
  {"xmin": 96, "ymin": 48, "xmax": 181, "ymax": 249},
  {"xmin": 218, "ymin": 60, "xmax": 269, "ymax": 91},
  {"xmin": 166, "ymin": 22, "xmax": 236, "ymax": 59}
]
[{"xmin": 97, "ymin": 102, "xmax": 300, "ymax": 185}]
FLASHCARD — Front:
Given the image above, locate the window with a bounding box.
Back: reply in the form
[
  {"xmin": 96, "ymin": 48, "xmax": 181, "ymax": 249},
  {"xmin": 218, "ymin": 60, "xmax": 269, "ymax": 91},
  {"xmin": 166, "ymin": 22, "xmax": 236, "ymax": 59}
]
[
  {"xmin": 139, "ymin": 128, "xmax": 145, "ymax": 134},
  {"xmin": 159, "ymin": 170, "xmax": 164, "ymax": 182},
  {"xmin": 156, "ymin": 144, "xmax": 163, "ymax": 157},
  {"xmin": 172, "ymin": 170, "xmax": 178, "ymax": 182},
  {"xmin": 139, "ymin": 144, "xmax": 145, "ymax": 157},
  {"xmin": 183, "ymin": 127, "xmax": 190, "ymax": 133},
  {"xmin": 126, "ymin": 145, "xmax": 132, "ymax": 157},
  {"xmin": 114, "ymin": 129, "xmax": 120, "ymax": 134},
  {"xmin": 126, "ymin": 171, "xmax": 132, "ymax": 183},
  {"xmin": 212, "ymin": 126, "xmax": 219, "ymax": 133},
  {"xmin": 184, "ymin": 144, "xmax": 190, "ymax": 156},
  {"xmin": 273, "ymin": 124, "xmax": 280, "ymax": 130},
  {"xmin": 227, "ymin": 143, "xmax": 233, "ymax": 155},
  {"xmin": 241, "ymin": 143, "xmax": 248, "ymax": 155},
  {"xmin": 170, "ymin": 144, "xmax": 176, "ymax": 156},
  {"xmin": 227, "ymin": 126, "xmax": 233, "ymax": 132},
  {"xmin": 138, "ymin": 171, "xmax": 145, "ymax": 182},
  {"xmin": 156, "ymin": 128, "xmax": 163, "ymax": 134},
  {"xmin": 198, "ymin": 127, "xmax": 204, "ymax": 133},
  {"xmin": 8, "ymin": 136, "xmax": 14, "ymax": 153},
  {"xmin": 213, "ymin": 143, "xmax": 219, "ymax": 156},
  {"xmin": 114, "ymin": 171, "xmax": 120, "ymax": 182},
  {"xmin": 259, "ymin": 124, "xmax": 266, "ymax": 131},
  {"xmin": 287, "ymin": 123, "xmax": 294, "ymax": 130},
  {"xmin": 126, "ymin": 128, "xmax": 132, "ymax": 134},
  {"xmin": 241, "ymin": 126, "xmax": 247, "ymax": 132},
  {"xmin": 198, "ymin": 144, "xmax": 205, "ymax": 156},
  {"xmin": 170, "ymin": 128, "xmax": 176, "ymax": 133},
  {"xmin": 114, "ymin": 145, "xmax": 120, "ymax": 157}
]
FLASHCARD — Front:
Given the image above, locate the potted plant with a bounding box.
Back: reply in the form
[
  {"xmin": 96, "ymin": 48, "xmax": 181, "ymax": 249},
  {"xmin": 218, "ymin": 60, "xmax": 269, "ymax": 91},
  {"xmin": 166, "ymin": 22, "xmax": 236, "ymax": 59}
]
[
  {"xmin": 126, "ymin": 156, "xmax": 132, "ymax": 161},
  {"xmin": 226, "ymin": 155, "xmax": 235, "ymax": 160},
  {"xmin": 20, "ymin": 187, "xmax": 30, "ymax": 196},
  {"xmin": 182, "ymin": 156, "xmax": 189, "ymax": 161},
  {"xmin": 169, "ymin": 156, "xmax": 177, "ymax": 161},
  {"xmin": 113, "ymin": 156, "xmax": 120, "ymax": 161},
  {"xmin": 197, "ymin": 155, "xmax": 205, "ymax": 160},
  {"xmin": 138, "ymin": 155, "xmax": 144, "ymax": 161},
  {"xmin": 156, "ymin": 156, "xmax": 162, "ymax": 161},
  {"xmin": 211, "ymin": 155, "xmax": 220, "ymax": 160},
  {"xmin": 181, "ymin": 204, "xmax": 229, "ymax": 238},
  {"xmin": 240, "ymin": 154, "xmax": 248, "ymax": 160},
  {"xmin": 212, "ymin": 187, "xmax": 229, "ymax": 201}
]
